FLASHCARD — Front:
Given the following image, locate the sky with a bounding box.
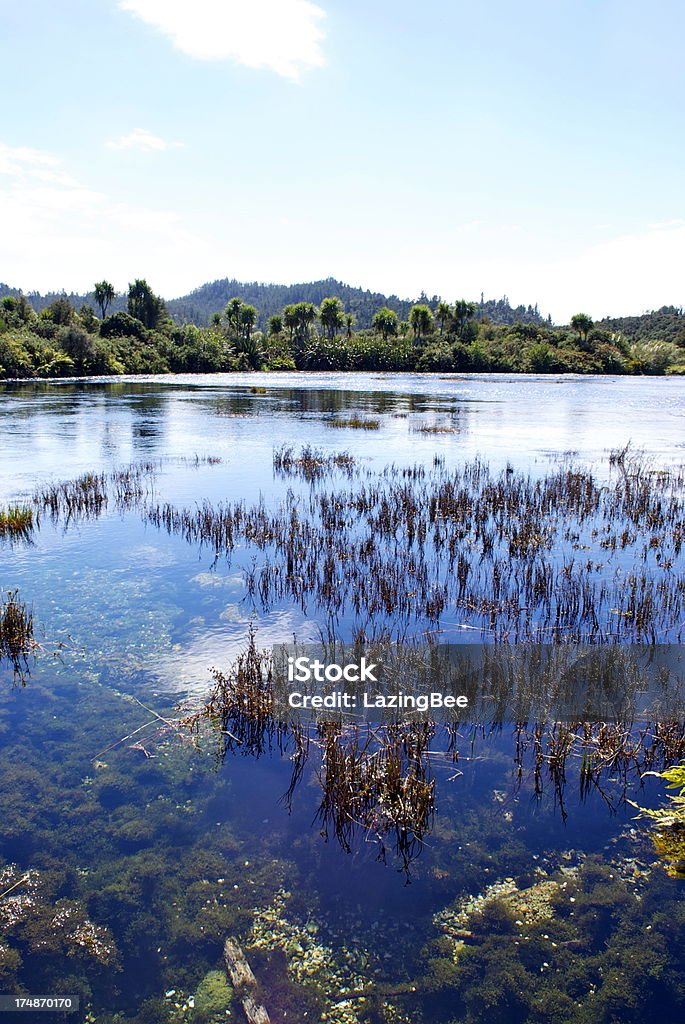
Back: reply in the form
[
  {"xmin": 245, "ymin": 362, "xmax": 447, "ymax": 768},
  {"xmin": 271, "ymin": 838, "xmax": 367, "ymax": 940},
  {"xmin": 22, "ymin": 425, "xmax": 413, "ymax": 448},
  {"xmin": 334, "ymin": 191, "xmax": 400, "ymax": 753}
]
[{"xmin": 1, "ymin": 0, "xmax": 684, "ymax": 323}]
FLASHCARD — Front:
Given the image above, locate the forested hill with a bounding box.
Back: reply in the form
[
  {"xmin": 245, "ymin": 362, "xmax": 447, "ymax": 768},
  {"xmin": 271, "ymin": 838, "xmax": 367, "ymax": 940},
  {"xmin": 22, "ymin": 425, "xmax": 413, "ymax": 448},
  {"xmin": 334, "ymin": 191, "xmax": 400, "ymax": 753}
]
[
  {"xmin": 165, "ymin": 278, "xmax": 548, "ymax": 329},
  {"xmin": 0, "ymin": 278, "xmax": 547, "ymax": 330},
  {"xmin": 599, "ymin": 306, "xmax": 685, "ymax": 347}
]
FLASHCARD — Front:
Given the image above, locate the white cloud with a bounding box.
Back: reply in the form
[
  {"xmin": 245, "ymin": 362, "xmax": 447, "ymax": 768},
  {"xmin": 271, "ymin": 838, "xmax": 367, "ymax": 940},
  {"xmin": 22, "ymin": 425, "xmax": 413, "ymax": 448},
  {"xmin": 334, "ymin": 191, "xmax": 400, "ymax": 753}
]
[
  {"xmin": 106, "ymin": 128, "xmax": 184, "ymax": 152},
  {"xmin": 0, "ymin": 143, "xmax": 217, "ymax": 295},
  {"xmin": 355, "ymin": 221, "xmax": 685, "ymax": 325},
  {"xmin": 118, "ymin": 0, "xmax": 326, "ymax": 80},
  {"xmin": 495, "ymin": 221, "xmax": 685, "ymax": 323}
]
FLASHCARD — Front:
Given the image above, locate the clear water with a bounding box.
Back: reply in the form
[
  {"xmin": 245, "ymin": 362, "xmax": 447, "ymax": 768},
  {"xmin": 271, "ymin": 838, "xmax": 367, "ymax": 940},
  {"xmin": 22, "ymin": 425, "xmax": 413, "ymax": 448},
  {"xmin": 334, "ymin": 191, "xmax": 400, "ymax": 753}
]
[{"xmin": 1, "ymin": 373, "xmax": 685, "ymax": 1024}]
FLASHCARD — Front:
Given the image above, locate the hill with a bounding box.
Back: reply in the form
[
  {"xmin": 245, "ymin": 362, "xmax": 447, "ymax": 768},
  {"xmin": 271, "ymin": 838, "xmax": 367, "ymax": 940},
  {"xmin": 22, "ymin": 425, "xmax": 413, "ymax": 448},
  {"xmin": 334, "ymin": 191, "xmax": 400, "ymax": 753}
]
[
  {"xmin": 599, "ymin": 306, "xmax": 685, "ymax": 347},
  {"xmin": 0, "ymin": 278, "xmax": 547, "ymax": 330}
]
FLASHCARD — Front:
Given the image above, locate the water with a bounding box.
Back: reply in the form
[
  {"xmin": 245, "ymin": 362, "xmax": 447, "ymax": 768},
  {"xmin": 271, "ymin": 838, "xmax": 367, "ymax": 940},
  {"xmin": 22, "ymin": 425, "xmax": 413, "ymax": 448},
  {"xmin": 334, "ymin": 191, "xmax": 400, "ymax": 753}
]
[{"xmin": 1, "ymin": 373, "xmax": 685, "ymax": 1024}]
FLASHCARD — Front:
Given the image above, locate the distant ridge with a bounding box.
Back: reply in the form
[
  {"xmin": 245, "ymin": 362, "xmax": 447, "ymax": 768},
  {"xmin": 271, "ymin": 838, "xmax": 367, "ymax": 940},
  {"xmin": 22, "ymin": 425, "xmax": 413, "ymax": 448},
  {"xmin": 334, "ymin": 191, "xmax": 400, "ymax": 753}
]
[{"xmin": 0, "ymin": 276, "xmax": 547, "ymax": 330}]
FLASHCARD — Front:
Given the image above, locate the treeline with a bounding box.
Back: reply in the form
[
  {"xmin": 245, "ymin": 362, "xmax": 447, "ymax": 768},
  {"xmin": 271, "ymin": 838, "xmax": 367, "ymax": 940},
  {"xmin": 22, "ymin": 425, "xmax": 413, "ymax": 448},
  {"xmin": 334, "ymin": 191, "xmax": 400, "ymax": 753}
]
[
  {"xmin": 1, "ymin": 279, "xmax": 685, "ymax": 379},
  {"xmin": 165, "ymin": 277, "xmax": 548, "ymax": 330},
  {"xmin": 602, "ymin": 306, "xmax": 685, "ymax": 348},
  {"xmin": 0, "ymin": 277, "xmax": 548, "ymax": 332}
]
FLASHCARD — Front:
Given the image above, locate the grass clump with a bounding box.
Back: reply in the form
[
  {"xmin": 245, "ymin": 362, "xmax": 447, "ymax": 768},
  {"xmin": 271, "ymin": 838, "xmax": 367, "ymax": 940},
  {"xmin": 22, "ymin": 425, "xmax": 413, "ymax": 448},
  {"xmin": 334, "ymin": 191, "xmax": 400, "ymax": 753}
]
[
  {"xmin": 0, "ymin": 505, "xmax": 34, "ymax": 539},
  {"xmin": 327, "ymin": 416, "xmax": 381, "ymax": 430},
  {"xmin": 273, "ymin": 445, "xmax": 356, "ymax": 481},
  {"xmin": 0, "ymin": 590, "xmax": 35, "ymax": 681}
]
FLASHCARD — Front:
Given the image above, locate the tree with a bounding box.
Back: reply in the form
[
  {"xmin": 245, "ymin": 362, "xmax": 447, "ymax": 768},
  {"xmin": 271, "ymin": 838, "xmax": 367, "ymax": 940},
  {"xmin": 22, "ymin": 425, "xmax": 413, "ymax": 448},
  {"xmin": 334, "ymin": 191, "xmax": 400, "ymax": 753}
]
[
  {"xmin": 409, "ymin": 304, "xmax": 433, "ymax": 342},
  {"xmin": 268, "ymin": 314, "xmax": 283, "ymax": 336},
  {"xmin": 319, "ymin": 297, "xmax": 345, "ymax": 340},
  {"xmin": 344, "ymin": 313, "xmax": 355, "ymax": 340},
  {"xmin": 223, "ymin": 298, "xmax": 244, "ymax": 336},
  {"xmin": 283, "ymin": 302, "xmax": 317, "ymax": 349},
  {"xmin": 239, "ymin": 304, "xmax": 257, "ymax": 343},
  {"xmin": 372, "ymin": 307, "xmax": 399, "ymax": 340},
  {"xmin": 93, "ymin": 281, "xmax": 115, "ymax": 319},
  {"xmin": 222, "ymin": 299, "xmax": 257, "ymax": 342},
  {"xmin": 571, "ymin": 313, "xmax": 594, "ymax": 345},
  {"xmin": 79, "ymin": 305, "xmax": 98, "ymax": 332},
  {"xmin": 452, "ymin": 299, "xmax": 477, "ymax": 340},
  {"xmin": 57, "ymin": 326, "xmax": 97, "ymax": 373},
  {"xmin": 44, "ymin": 297, "xmax": 74, "ymax": 326},
  {"xmin": 127, "ymin": 279, "xmax": 165, "ymax": 330},
  {"xmin": 283, "ymin": 304, "xmax": 298, "ymax": 343},
  {"xmin": 436, "ymin": 302, "xmax": 452, "ymax": 336}
]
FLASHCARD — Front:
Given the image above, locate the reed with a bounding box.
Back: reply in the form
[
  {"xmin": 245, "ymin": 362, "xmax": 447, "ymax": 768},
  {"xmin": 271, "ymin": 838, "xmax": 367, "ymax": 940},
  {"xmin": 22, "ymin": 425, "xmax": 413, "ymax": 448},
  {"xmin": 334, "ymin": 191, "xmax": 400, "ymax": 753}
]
[
  {"xmin": 327, "ymin": 416, "xmax": 381, "ymax": 430},
  {"xmin": 273, "ymin": 445, "xmax": 356, "ymax": 482},
  {"xmin": 0, "ymin": 505, "xmax": 34, "ymax": 540},
  {"xmin": 0, "ymin": 590, "xmax": 35, "ymax": 682},
  {"xmin": 147, "ymin": 449, "xmax": 685, "ymax": 643}
]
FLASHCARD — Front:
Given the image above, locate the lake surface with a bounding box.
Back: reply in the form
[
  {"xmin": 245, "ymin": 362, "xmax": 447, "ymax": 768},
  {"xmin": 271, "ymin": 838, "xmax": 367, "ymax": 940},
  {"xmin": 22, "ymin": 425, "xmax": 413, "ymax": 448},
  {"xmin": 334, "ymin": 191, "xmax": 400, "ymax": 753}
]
[{"xmin": 1, "ymin": 372, "xmax": 685, "ymax": 1024}]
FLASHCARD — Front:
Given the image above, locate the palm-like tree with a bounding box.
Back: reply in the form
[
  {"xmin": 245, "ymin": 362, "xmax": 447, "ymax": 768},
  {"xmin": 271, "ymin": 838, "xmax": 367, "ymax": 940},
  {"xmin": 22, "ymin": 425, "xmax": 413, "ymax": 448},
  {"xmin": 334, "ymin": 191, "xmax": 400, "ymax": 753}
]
[
  {"xmin": 436, "ymin": 302, "xmax": 451, "ymax": 336},
  {"xmin": 93, "ymin": 280, "xmax": 115, "ymax": 319},
  {"xmin": 409, "ymin": 304, "xmax": 433, "ymax": 342},
  {"xmin": 571, "ymin": 313, "xmax": 594, "ymax": 345},
  {"xmin": 319, "ymin": 297, "xmax": 345, "ymax": 340},
  {"xmin": 372, "ymin": 307, "xmax": 399, "ymax": 340}
]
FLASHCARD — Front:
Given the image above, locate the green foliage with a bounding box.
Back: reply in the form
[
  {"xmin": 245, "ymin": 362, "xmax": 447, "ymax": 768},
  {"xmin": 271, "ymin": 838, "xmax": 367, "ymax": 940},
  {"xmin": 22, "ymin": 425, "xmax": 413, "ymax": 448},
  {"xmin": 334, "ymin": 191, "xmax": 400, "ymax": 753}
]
[
  {"xmin": 283, "ymin": 301, "xmax": 318, "ymax": 360},
  {"xmin": 127, "ymin": 279, "xmax": 166, "ymax": 330},
  {"xmin": 409, "ymin": 303, "xmax": 434, "ymax": 341},
  {"xmin": 451, "ymin": 299, "xmax": 478, "ymax": 341},
  {"xmin": 632, "ymin": 764, "xmax": 685, "ymax": 877},
  {"xmin": 627, "ymin": 340, "xmax": 684, "ymax": 375},
  {"xmin": 93, "ymin": 280, "xmax": 116, "ymax": 319},
  {"xmin": 601, "ymin": 306, "xmax": 685, "ymax": 348},
  {"xmin": 267, "ymin": 314, "xmax": 283, "ymax": 335},
  {"xmin": 0, "ymin": 284, "xmax": 680, "ymax": 379},
  {"xmin": 191, "ymin": 970, "xmax": 233, "ymax": 1023},
  {"xmin": 43, "ymin": 296, "xmax": 75, "ymax": 326},
  {"xmin": 100, "ymin": 311, "xmax": 147, "ymax": 340},
  {"xmin": 372, "ymin": 306, "xmax": 399, "ymax": 340},
  {"xmin": 571, "ymin": 312, "xmax": 594, "ymax": 345},
  {"xmin": 319, "ymin": 296, "xmax": 345, "ymax": 340}
]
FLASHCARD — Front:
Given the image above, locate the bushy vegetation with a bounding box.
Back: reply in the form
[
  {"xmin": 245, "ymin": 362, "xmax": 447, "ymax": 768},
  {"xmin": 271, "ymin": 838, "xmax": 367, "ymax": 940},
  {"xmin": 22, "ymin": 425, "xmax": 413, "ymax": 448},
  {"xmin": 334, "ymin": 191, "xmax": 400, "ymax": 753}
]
[{"xmin": 2, "ymin": 281, "xmax": 685, "ymax": 378}]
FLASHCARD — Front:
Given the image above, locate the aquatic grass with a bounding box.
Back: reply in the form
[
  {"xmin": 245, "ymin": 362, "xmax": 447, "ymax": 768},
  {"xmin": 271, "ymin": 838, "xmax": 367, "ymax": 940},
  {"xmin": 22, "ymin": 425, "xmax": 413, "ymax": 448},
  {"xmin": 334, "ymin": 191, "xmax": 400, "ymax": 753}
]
[
  {"xmin": 412, "ymin": 424, "xmax": 460, "ymax": 434},
  {"xmin": 0, "ymin": 505, "xmax": 34, "ymax": 540},
  {"xmin": 183, "ymin": 632, "xmax": 437, "ymax": 872},
  {"xmin": 327, "ymin": 416, "xmax": 381, "ymax": 430},
  {"xmin": 30, "ymin": 455, "xmax": 222, "ymax": 524},
  {"xmin": 0, "ymin": 590, "xmax": 35, "ymax": 682},
  {"xmin": 184, "ymin": 634, "xmax": 685, "ymax": 871},
  {"xmin": 147, "ymin": 449, "xmax": 685, "ymax": 643},
  {"xmin": 273, "ymin": 445, "xmax": 356, "ymax": 482}
]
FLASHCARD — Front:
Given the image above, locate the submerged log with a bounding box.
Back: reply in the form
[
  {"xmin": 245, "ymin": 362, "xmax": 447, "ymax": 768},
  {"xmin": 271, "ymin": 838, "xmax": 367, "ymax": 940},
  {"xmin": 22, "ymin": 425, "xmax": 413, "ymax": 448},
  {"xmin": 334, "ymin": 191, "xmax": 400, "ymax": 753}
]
[
  {"xmin": 223, "ymin": 937, "xmax": 271, "ymax": 1024},
  {"xmin": 224, "ymin": 937, "xmax": 257, "ymax": 990},
  {"xmin": 242, "ymin": 996, "xmax": 271, "ymax": 1024}
]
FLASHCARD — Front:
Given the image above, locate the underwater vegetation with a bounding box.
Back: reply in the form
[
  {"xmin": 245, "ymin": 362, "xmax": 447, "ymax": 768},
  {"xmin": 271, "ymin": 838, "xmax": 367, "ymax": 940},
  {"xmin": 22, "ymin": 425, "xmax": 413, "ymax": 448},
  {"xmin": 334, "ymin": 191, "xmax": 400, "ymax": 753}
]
[
  {"xmin": 180, "ymin": 633, "xmax": 685, "ymax": 877},
  {"xmin": 5, "ymin": 444, "xmax": 685, "ymax": 1021},
  {"xmin": 632, "ymin": 764, "xmax": 685, "ymax": 878}
]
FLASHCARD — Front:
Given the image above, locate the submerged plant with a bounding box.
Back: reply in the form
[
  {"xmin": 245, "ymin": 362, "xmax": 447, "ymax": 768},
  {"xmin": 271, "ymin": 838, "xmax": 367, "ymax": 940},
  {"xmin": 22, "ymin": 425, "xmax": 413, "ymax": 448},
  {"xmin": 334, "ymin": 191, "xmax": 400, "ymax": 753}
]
[{"xmin": 632, "ymin": 764, "xmax": 685, "ymax": 877}]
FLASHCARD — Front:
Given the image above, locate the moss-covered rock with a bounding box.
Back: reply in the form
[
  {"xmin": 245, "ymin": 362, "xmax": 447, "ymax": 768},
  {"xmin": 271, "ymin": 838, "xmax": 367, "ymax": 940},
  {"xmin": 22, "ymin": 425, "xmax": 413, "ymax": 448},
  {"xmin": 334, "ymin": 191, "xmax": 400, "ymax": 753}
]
[{"xmin": 191, "ymin": 970, "xmax": 233, "ymax": 1023}]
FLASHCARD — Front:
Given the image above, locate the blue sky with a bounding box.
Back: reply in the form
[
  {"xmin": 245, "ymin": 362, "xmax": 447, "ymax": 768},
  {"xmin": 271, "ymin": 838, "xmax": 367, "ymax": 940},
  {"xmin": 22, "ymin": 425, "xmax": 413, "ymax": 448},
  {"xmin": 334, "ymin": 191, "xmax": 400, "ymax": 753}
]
[{"xmin": 1, "ymin": 0, "xmax": 683, "ymax": 322}]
